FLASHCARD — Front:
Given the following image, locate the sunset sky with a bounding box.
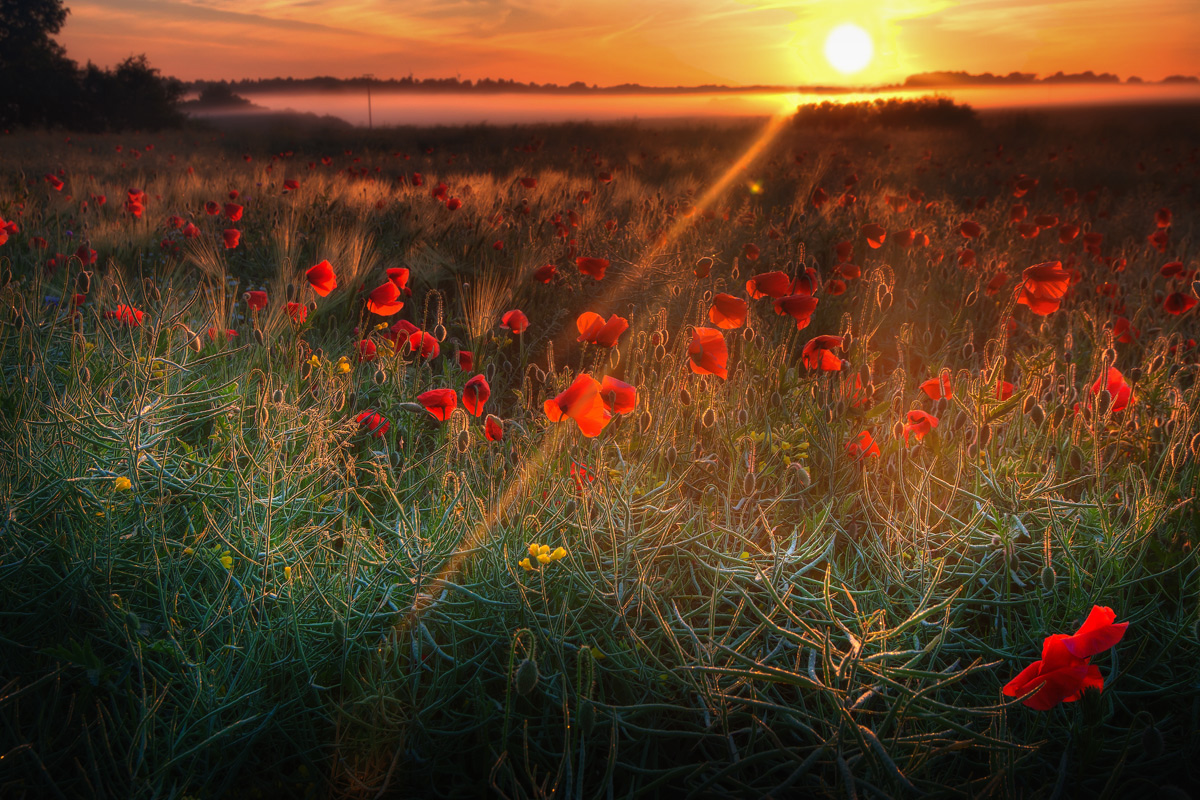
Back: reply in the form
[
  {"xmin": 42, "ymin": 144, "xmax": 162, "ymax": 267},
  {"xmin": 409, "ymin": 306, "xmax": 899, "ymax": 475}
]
[{"xmin": 60, "ymin": 0, "xmax": 1200, "ymax": 87}]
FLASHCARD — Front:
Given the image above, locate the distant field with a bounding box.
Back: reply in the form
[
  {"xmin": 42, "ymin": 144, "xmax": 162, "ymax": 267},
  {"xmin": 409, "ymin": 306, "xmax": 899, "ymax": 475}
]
[{"xmin": 1, "ymin": 106, "xmax": 1198, "ymax": 798}]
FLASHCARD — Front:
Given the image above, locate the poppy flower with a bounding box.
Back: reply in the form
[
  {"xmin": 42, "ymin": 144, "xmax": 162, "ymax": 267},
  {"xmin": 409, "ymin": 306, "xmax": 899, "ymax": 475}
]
[
  {"xmin": 986, "ymin": 272, "xmax": 1008, "ymax": 296},
  {"xmin": 233, "ymin": 287, "xmax": 264, "ymax": 311},
  {"xmin": 1155, "ymin": 207, "xmax": 1172, "ymax": 228},
  {"xmin": 306, "ymin": 260, "xmax": 337, "ymax": 296},
  {"xmin": 835, "ymin": 240, "xmax": 853, "ymax": 263},
  {"xmin": 901, "ymin": 410, "xmax": 938, "ymax": 443},
  {"xmin": 1090, "ymin": 367, "xmax": 1132, "ymax": 412},
  {"xmin": 182, "ymin": 222, "xmax": 200, "ymax": 239},
  {"xmin": 1113, "ymin": 316, "xmax": 1138, "ymax": 344},
  {"xmin": 708, "ymin": 294, "xmax": 748, "ymax": 329},
  {"xmin": 417, "ymin": 388, "xmax": 457, "ymax": 422},
  {"xmin": 576, "ymin": 312, "xmax": 628, "ymax": 347},
  {"xmin": 846, "ymin": 430, "xmax": 880, "ymax": 460},
  {"xmin": 790, "ymin": 268, "xmax": 820, "ymax": 297},
  {"xmin": 222, "ymin": 229, "xmax": 241, "ymax": 249},
  {"xmin": 1164, "ymin": 292, "xmax": 1197, "ymax": 315},
  {"xmin": 746, "ymin": 271, "xmax": 792, "ymax": 299},
  {"xmin": 405, "ymin": 330, "xmax": 440, "ymax": 360},
  {"xmin": 207, "ymin": 327, "xmax": 238, "ymax": 344},
  {"xmin": 519, "ymin": 177, "xmax": 538, "ymax": 189},
  {"xmin": 687, "ymin": 327, "xmax": 729, "ymax": 379},
  {"xmin": 920, "ymin": 373, "xmax": 952, "ymax": 400},
  {"xmin": 576, "ymin": 256, "xmax": 610, "ymax": 280},
  {"xmin": 75, "ymin": 245, "xmax": 97, "ymax": 266},
  {"xmin": 286, "ymin": 302, "xmax": 307, "ymax": 323},
  {"xmin": 458, "ymin": 350, "xmax": 473, "ymax": 371},
  {"xmin": 1009, "ymin": 204, "xmax": 1028, "ymax": 223},
  {"xmin": 1148, "ymin": 229, "xmax": 1169, "ymax": 253},
  {"xmin": 283, "ymin": 179, "xmax": 300, "ymax": 192},
  {"xmin": 959, "ymin": 219, "xmax": 982, "ymax": 238},
  {"xmin": 1160, "ymin": 261, "xmax": 1185, "ymax": 279},
  {"xmin": 1016, "ymin": 261, "xmax": 1071, "ymax": 316},
  {"xmin": 774, "ymin": 294, "xmax": 818, "ymax": 330},
  {"xmin": 958, "ymin": 249, "xmax": 976, "ymax": 269},
  {"xmin": 500, "ymin": 309, "xmax": 530, "ymax": 335},
  {"xmin": 446, "ymin": 197, "xmax": 462, "ymax": 211},
  {"xmin": 1059, "ymin": 223, "xmax": 1080, "ymax": 244},
  {"xmin": 106, "ymin": 304, "xmax": 145, "ymax": 327},
  {"xmin": 599, "ymin": 375, "xmax": 637, "ymax": 415},
  {"xmin": 45, "ymin": 174, "xmax": 64, "ymax": 191},
  {"xmin": 1003, "ymin": 606, "xmax": 1127, "ymax": 710},
  {"xmin": 224, "ymin": 203, "xmax": 243, "ymax": 222},
  {"xmin": 463, "ymin": 374, "xmax": 490, "ymax": 416},
  {"xmin": 598, "ymin": 171, "xmax": 613, "ymax": 183},
  {"xmin": 366, "ymin": 281, "xmax": 404, "ymax": 316},
  {"xmin": 358, "ymin": 339, "xmax": 377, "ymax": 362},
  {"xmin": 356, "ymin": 410, "xmax": 390, "ymax": 438},
  {"xmin": 996, "ymin": 379, "xmax": 1015, "ymax": 401},
  {"xmin": 801, "ymin": 335, "xmax": 843, "ymax": 371},
  {"xmin": 893, "ymin": 229, "xmax": 916, "ymax": 249},
  {"xmin": 386, "ymin": 267, "xmax": 411, "ymax": 295},
  {"xmin": 743, "ymin": 243, "xmax": 760, "ymax": 261},
  {"xmin": 1034, "ymin": 214, "xmax": 1059, "ymax": 229},
  {"xmin": 544, "ymin": 373, "xmax": 612, "ymax": 437},
  {"xmin": 485, "ymin": 414, "xmax": 504, "ymax": 442},
  {"xmin": 862, "ymin": 223, "xmax": 886, "ymax": 249},
  {"xmin": 205, "ymin": 201, "xmax": 220, "ymax": 215},
  {"xmin": 1083, "ymin": 232, "xmax": 1103, "ymax": 255},
  {"xmin": 532, "ymin": 264, "xmax": 557, "ymax": 283},
  {"xmin": 835, "ymin": 263, "xmax": 861, "ymax": 281},
  {"xmin": 811, "ymin": 187, "xmax": 828, "ymax": 209}
]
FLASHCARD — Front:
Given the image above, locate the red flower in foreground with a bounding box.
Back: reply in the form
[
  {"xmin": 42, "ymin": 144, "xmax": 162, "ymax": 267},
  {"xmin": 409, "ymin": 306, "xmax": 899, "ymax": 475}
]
[
  {"xmin": 902, "ymin": 410, "xmax": 939, "ymax": 443},
  {"xmin": 417, "ymin": 388, "xmax": 457, "ymax": 422},
  {"xmin": 367, "ymin": 281, "xmax": 404, "ymax": 316},
  {"xmin": 746, "ymin": 271, "xmax": 792, "ymax": 300},
  {"xmin": 245, "ymin": 290, "xmax": 268, "ymax": 311},
  {"xmin": 532, "ymin": 264, "xmax": 557, "ymax": 284},
  {"xmin": 106, "ymin": 304, "xmax": 145, "ymax": 327},
  {"xmin": 920, "ymin": 373, "xmax": 952, "ymax": 401},
  {"xmin": 774, "ymin": 294, "xmax": 818, "ymax": 330},
  {"xmin": 205, "ymin": 201, "xmax": 220, "ymax": 215},
  {"xmin": 222, "ymin": 229, "xmax": 241, "ymax": 249},
  {"xmin": 861, "ymin": 223, "xmax": 886, "ymax": 249},
  {"xmin": 576, "ymin": 256, "xmax": 610, "ymax": 280},
  {"xmin": 358, "ymin": 339, "xmax": 377, "ymax": 362},
  {"xmin": 599, "ymin": 375, "xmax": 637, "ymax": 415},
  {"xmin": 687, "ymin": 327, "xmax": 728, "ymax": 380},
  {"xmin": 1090, "ymin": 367, "xmax": 1132, "ymax": 413},
  {"xmin": 801, "ymin": 335, "xmax": 843, "ymax": 371},
  {"xmin": 457, "ymin": 350, "xmax": 473, "ymax": 371},
  {"xmin": 356, "ymin": 410, "xmax": 389, "ymax": 438},
  {"xmin": 405, "ymin": 330, "xmax": 440, "ymax": 360},
  {"xmin": 224, "ymin": 203, "xmax": 243, "ymax": 222},
  {"xmin": 484, "ymin": 414, "xmax": 504, "ymax": 442},
  {"xmin": 1016, "ymin": 261, "xmax": 1071, "ymax": 316},
  {"xmin": 306, "ymin": 260, "xmax": 337, "ymax": 296},
  {"xmin": 500, "ymin": 309, "xmax": 529, "ymax": 334},
  {"xmin": 463, "ymin": 374, "xmax": 490, "ymax": 417},
  {"xmin": 386, "ymin": 267, "xmax": 411, "ymax": 295},
  {"xmin": 576, "ymin": 312, "xmax": 628, "ymax": 347},
  {"xmin": 1003, "ymin": 606, "xmax": 1128, "ymax": 710},
  {"xmin": 846, "ymin": 430, "xmax": 880, "ymax": 460},
  {"xmin": 708, "ymin": 294, "xmax": 748, "ymax": 329},
  {"xmin": 286, "ymin": 302, "xmax": 307, "ymax": 323},
  {"xmin": 1164, "ymin": 292, "xmax": 1197, "ymax": 315},
  {"xmin": 544, "ymin": 373, "xmax": 612, "ymax": 438}
]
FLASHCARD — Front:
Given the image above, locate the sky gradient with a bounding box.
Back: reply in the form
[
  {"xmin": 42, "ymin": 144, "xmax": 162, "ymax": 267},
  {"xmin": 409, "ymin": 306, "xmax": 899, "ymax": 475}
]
[{"xmin": 59, "ymin": 0, "xmax": 1200, "ymax": 86}]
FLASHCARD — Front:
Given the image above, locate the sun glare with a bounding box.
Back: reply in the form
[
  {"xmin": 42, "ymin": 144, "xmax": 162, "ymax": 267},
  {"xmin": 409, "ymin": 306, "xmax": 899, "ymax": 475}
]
[{"xmin": 824, "ymin": 24, "xmax": 874, "ymax": 76}]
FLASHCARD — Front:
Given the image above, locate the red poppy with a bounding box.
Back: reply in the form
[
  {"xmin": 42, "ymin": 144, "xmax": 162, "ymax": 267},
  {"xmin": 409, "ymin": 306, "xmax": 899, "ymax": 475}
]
[
  {"xmin": 958, "ymin": 249, "xmax": 976, "ymax": 269},
  {"xmin": 544, "ymin": 373, "xmax": 612, "ymax": 437},
  {"xmin": 458, "ymin": 350, "xmax": 473, "ymax": 371},
  {"xmin": 743, "ymin": 243, "xmax": 760, "ymax": 261},
  {"xmin": 1090, "ymin": 367, "xmax": 1132, "ymax": 412},
  {"xmin": 746, "ymin": 271, "xmax": 793, "ymax": 299},
  {"xmin": 598, "ymin": 171, "xmax": 613, "ymax": 183},
  {"xmin": 801, "ymin": 335, "xmax": 843, "ymax": 371},
  {"xmin": 1002, "ymin": 606, "xmax": 1127, "ymax": 710},
  {"xmin": 358, "ymin": 339, "xmax": 377, "ymax": 362},
  {"xmin": 222, "ymin": 229, "xmax": 241, "ymax": 249},
  {"xmin": 1059, "ymin": 223, "xmax": 1080, "ymax": 244},
  {"xmin": 182, "ymin": 222, "xmax": 200, "ymax": 239},
  {"xmin": 519, "ymin": 177, "xmax": 538, "ymax": 189},
  {"xmin": 893, "ymin": 229, "xmax": 916, "ymax": 249},
  {"xmin": 485, "ymin": 414, "xmax": 504, "ymax": 442},
  {"xmin": 283, "ymin": 179, "xmax": 300, "ymax": 192},
  {"xmin": 207, "ymin": 327, "xmax": 238, "ymax": 344},
  {"xmin": 996, "ymin": 379, "xmax": 1015, "ymax": 401},
  {"xmin": 286, "ymin": 302, "xmax": 307, "ymax": 323},
  {"xmin": 74, "ymin": 244, "xmax": 97, "ymax": 266},
  {"xmin": 959, "ymin": 219, "xmax": 982, "ymax": 238},
  {"xmin": 244, "ymin": 290, "xmax": 267, "ymax": 311},
  {"xmin": 862, "ymin": 223, "xmax": 886, "ymax": 249},
  {"xmin": 599, "ymin": 375, "xmax": 637, "ymax": 415},
  {"xmin": 1016, "ymin": 261, "xmax": 1071, "ymax": 316},
  {"xmin": 1148, "ymin": 229, "xmax": 1169, "ymax": 253},
  {"xmin": 205, "ymin": 201, "xmax": 220, "ymax": 215},
  {"xmin": 835, "ymin": 263, "xmax": 861, "ymax": 281},
  {"xmin": 463, "ymin": 375, "xmax": 490, "ymax": 416},
  {"xmin": 306, "ymin": 260, "xmax": 337, "ymax": 296},
  {"xmin": 902, "ymin": 410, "xmax": 938, "ymax": 443},
  {"xmin": 576, "ymin": 312, "xmax": 628, "ymax": 347},
  {"xmin": 920, "ymin": 373, "xmax": 952, "ymax": 400},
  {"xmin": 687, "ymin": 328, "xmax": 728, "ymax": 379},
  {"xmin": 1009, "ymin": 204, "xmax": 1028, "ymax": 223},
  {"xmin": 500, "ymin": 309, "xmax": 530, "ymax": 334},
  {"xmin": 417, "ymin": 388, "xmax": 457, "ymax": 422},
  {"xmin": 835, "ymin": 240, "xmax": 853, "ymax": 262},
  {"xmin": 45, "ymin": 174, "xmax": 64, "ymax": 191},
  {"xmin": 386, "ymin": 267, "xmax": 411, "ymax": 295},
  {"xmin": 356, "ymin": 410, "xmax": 390, "ymax": 438},
  {"xmin": 1083, "ymin": 232, "xmax": 1103, "ymax": 255},
  {"xmin": 224, "ymin": 203, "xmax": 243, "ymax": 222},
  {"xmin": 405, "ymin": 331, "xmax": 440, "ymax": 360},
  {"xmin": 1160, "ymin": 261, "xmax": 1185, "ymax": 279},
  {"xmin": 846, "ymin": 430, "xmax": 880, "ymax": 460},
  {"xmin": 106, "ymin": 304, "xmax": 145, "ymax": 327},
  {"xmin": 532, "ymin": 264, "xmax": 557, "ymax": 283},
  {"xmin": 1034, "ymin": 214, "xmax": 1059, "ymax": 229},
  {"xmin": 708, "ymin": 294, "xmax": 748, "ymax": 329},
  {"xmin": 986, "ymin": 272, "xmax": 1008, "ymax": 296},
  {"xmin": 774, "ymin": 294, "xmax": 818, "ymax": 330},
  {"xmin": 446, "ymin": 197, "xmax": 462, "ymax": 211},
  {"xmin": 366, "ymin": 281, "xmax": 404, "ymax": 316},
  {"xmin": 1155, "ymin": 207, "xmax": 1172, "ymax": 228},
  {"xmin": 576, "ymin": 256, "xmax": 610, "ymax": 280},
  {"xmin": 811, "ymin": 187, "xmax": 828, "ymax": 209},
  {"xmin": 1164, "ymin": 292, "xmax": 1197, "ymax": 315},
  {"xmin": 385, "ymin": 319, "xmax": 419, "ymax": 349},
  {"xmin": 1113, "ymin": 316, "xmax": 1138, "ymax": 344}
]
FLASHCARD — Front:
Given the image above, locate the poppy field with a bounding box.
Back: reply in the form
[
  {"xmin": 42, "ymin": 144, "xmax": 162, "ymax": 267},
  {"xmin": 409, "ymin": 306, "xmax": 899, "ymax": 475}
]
[{"xmin": 1, "ymin": 108, "xmax": 1199, "ymax": 798}]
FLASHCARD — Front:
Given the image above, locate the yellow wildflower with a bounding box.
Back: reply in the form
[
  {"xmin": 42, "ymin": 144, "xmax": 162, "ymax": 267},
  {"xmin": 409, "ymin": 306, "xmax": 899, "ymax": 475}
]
[
  {"xmin": 336, "ymin": 356, "xmax": 351, "ymax": 374},
  {"xmin": 519, "ymin": 557, "xmax": 534, "ymax": 571},
  {"xmin": 283, "ymin": 565, "xmax": 292, "ymax": 581},
  {"xmin": 113, "ymin": 476, "xmax": 132, "ymax": 491},
  {"xmin": 550, "ymin": 547, "xmax": 567, "ymax": 561},
  {"xmin": 537, "ymin": 552, "xmax": 551, "ymax": 565},
  {"xmin": 308, "ymin": 354, "xmax": 321, "ymax": 367},
  {"xmin": 220, "ymin": 551, "xmax": 233, "ymax": 571}
]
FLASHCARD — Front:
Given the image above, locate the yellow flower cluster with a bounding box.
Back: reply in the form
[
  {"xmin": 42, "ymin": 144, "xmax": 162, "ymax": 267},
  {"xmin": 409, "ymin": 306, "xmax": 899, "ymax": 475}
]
[
  {"xmin": 113, "ymin": 476, "xmax": 132, "ymax": 491},
  {"xmin": 519, "ymin": 543, "xmax": 567, "ymax": 571}
]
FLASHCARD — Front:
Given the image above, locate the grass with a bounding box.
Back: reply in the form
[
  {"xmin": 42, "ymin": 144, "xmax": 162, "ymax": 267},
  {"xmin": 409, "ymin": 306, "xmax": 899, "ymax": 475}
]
[{"xmin": 1, "ymin": 109, "xmax": 1199, "ymax": 798}]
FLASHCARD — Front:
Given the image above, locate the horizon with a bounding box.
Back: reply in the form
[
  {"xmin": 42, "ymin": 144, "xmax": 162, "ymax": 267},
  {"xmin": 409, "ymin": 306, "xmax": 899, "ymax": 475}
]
[{"xmin": 61, "ymin": 1, "xmax": 1200, "ymax": 88}]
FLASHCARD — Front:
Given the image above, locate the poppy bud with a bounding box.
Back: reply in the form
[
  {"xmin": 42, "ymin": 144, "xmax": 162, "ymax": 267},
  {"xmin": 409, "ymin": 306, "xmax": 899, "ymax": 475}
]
[
  {"xmin": 514, "ymin": 658, "xmax": 539, "ymax": 696},
  {"xmin": 533, "ymin": 365, "xmax": 546, "ymax": 383},
  {"xmin": 1097, "ymin": 390, "xmax": 1113, "ymax": 414},
  {"xmin": 373, "ymin": 368, "xmax": 387, "ymax": 385},
  {"xmin": 0, "ymin": 269, "xmax": 10, "ymax": 289},
  {"xmin": 789, "ymin": 463, "xmax": 811, "ymax": 489},
  {"xmin": 962, "ymin": 341, "xmax": 974, "ymax": 359},
  {"xmin": 563, "ymin": 500, "xmax": 577, "ymax": 517},
  {"xmin": 1029, "ymin": 404, "xmax": 1045, "ymax": 426},
  {"xmin": 1063, "ymin": 349, "xmax": 1072, "ymax": 364},
  {"xmin": 1040, "ymin": 566, "xmax": 1056, "ymax": 592},
  {"xmin": 639, "ymin": 410, "xmax": 653, "ymax": 433},
  {"xmin": 654, "ymin": 344, "xmax": 666, "ymax": 362},
  {"xmin": 742, "ymin": 472, "xmax": 756, "ymax": 496},
  {"xmin": 678, "ymin": 387, "xmax": 691, "ymax": 407},
  {"xmin": 665, "ymin": 445, "xmax": 678, "ymax": 469},
  {"xmin": 346, "ymin": 391, "xmax": 357, "ymax": 408},
  {"xmin": 692, "ymin": 418, "xmax": 704, "ymax": 438},
  {"xmin": 878, "ymin": 290, "xmax": 892, "ymax": 311},
  {"xmin": 702, "ymin": 408, "xmax": 716, "ymax": 428},
  {"xmin": 286, "ymin": 284, "xmax": 296, "ymax": 302},
  {"xmin": 272, "ymin": 389, "xmax": 284, "ymax": 404},
  {"xmin": 769, "ymin": 391, "xmax": 782, "ymax": 409},
  {"xmin": 300, "ymin": 362, "xmax": 312, "ymax": 380},
  {"xmin": 456, "ymin": 430, "xmax": 470, "ymax": 454},
  {"xmin": 253, "ymin": 328, "xmax": 265, "ymax": 346},
  {"xmin": 736, "ymin": 408, "xmax": 748, "ymax": 426},
  {"xmin": 978, "ymin": 424, "xmax": 991, "ymax": 448},
  {"xmin": 1067, "ymin": 448, "xmax": 1083, "ymax": 472},
  {"xmin": 333, "ymin": 391, "xmax": 345, "ymax": 411},
  {"xmin": 1022, "ymin": 395, "xmax": 1036, "ymax": 414},
  {"xmin": 332, "ymin": 616, "xmax": 345, "ymax": 642},
  {"xmin": 80, "ymin": 366, "xmax": 90, "ymax": 383},
  {"xmin": 77, "ymin": 271, "xmax": 91, "ymax": 293},
  {"xmin": 308, "ymin": 301, "xmax": 318, "ymax": 312},
  {"xmin": 892, "ymin": 420, "xmax": 905, "ymax": 440},
  {"xmin": 1129, "ymin": 367, "xmax": 1141, "ymax": 383}
]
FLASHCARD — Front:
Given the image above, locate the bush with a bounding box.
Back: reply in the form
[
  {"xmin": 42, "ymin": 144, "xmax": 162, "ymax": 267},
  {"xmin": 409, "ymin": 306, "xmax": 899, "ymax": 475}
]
[{"xmin": 794, "ymin": 96, "xmax": 978, "ymax": 130}]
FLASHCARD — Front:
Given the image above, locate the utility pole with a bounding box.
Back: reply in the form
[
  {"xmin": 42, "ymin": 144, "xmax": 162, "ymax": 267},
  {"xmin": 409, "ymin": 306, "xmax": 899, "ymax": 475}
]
[{"xmin": 364, "ymin": 73, "xmax": 374, "ymax": 129}]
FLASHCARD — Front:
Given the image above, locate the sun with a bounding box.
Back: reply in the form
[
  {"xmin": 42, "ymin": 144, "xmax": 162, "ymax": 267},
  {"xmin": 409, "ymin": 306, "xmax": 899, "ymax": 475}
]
[{"xmin": 824, "ymin": 24, "xmax": 874, "ymax": 76}]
